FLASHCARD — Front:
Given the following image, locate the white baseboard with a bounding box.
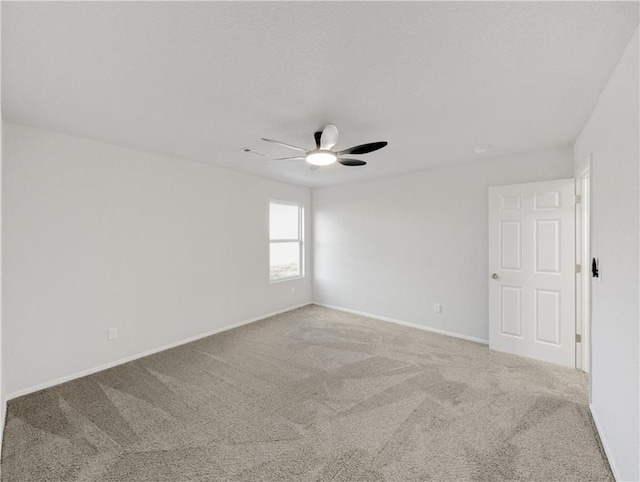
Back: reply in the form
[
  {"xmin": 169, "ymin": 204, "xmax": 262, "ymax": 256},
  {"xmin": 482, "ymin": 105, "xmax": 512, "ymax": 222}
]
[
  {"xmin": 6, "ymin": 302, "xmax": 312, "ymax": 402},
  {"xmin": 589, "ymin": 404, "xmax": 620, "ymax": 482},
  {"xmin": 313, "ymin": 302, "xmax": 489, "ymax": 345},
  {"xmin": 6, "ymin": 301, "xmax": 486, "ymax": 402}
]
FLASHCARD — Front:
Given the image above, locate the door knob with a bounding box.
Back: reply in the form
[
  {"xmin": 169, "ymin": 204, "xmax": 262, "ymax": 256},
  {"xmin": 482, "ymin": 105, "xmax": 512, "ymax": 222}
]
[{"xmin": 491, "ymin": 273, "xmax": 499, "ymax": 280}]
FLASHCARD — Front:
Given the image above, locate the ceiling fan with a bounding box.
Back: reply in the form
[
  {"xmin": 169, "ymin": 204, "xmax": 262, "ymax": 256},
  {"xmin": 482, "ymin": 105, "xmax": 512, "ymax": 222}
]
[{"xmin": 260, "ymin": 124, "xmax": 387, "ymax": 170}]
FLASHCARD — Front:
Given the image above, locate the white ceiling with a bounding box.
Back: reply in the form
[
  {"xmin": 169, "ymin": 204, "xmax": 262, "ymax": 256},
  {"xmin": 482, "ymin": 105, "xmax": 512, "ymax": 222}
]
[{"xmin": 2, "ymin": 2, "xmax": 638, "ymax": 187}]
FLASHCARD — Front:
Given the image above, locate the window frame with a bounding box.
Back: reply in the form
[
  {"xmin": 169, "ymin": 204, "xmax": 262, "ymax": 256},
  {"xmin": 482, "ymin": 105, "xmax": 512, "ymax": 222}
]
[{"xmin": 269, "ymin": 200, "xmax": 304, "ymax": 283}]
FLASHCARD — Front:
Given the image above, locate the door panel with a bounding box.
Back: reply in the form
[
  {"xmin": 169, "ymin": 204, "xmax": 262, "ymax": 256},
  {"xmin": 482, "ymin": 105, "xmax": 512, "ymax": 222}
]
[
  {"xmin": 489, "ymin": 179, "xmax": 575, "ymax": 367},
  {"xmin": 500, "ymin": 221, "xmax": 523, "ymax": 270},
  {"xmin": 501, "ymin": 286, "xmax": 523, "ymax": 337},
  {"xmin": 535, "ymin": 219, "xmax": 560, "ymax": 273},
  {"xmin": 535, "ymin": 289, "xmax": 561, "ymax": 345}
]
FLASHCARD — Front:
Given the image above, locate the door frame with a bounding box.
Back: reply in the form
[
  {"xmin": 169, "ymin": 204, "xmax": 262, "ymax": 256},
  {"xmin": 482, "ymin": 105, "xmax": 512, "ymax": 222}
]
[{"xmin": 575, "ymin": 158, "xmax": 592, "ymax": 375}]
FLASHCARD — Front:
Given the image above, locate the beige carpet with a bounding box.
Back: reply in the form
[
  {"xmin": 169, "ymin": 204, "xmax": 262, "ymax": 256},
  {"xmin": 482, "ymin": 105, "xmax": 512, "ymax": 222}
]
[{"xmin": 1, "ymin": 305, "xmax": 612, "ymax": 481}]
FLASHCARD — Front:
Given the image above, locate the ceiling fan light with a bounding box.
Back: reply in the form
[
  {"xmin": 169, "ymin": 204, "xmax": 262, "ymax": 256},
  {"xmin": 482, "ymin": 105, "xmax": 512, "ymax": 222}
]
[{"xmin": 306, "ymin": 150, "xmax": 337, "ymax": 166}]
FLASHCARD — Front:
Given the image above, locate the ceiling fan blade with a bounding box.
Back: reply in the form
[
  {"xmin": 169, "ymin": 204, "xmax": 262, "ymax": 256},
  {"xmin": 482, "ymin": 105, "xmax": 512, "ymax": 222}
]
[
  {"xmin": 314, "ymin": 131, "xmax": 322, "ymax": 149},
  {"xmin": 261, "ymin": 138, "xmax": 308, "ymax": 152},
  {"xmin": 338, "ymin": 159, "xmax": 367, "ymax": 167},
  {"xmin": 320, "ymin": 124, "xmax": 339, "ymax": 150},
  {"xmin": 338, "ymin": 141, "xmax": 387, "ymax": 156},
  {"xmin": 271, "ymin": 156, "xmax": 306, "ymax": 161},
  {"xmin": 309, "ymin": 165, "xmax": 321, "ymax": 171}
]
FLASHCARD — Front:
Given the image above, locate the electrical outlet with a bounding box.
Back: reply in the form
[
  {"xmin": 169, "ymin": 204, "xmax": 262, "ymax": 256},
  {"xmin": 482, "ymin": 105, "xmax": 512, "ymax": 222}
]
[
  {"xmin": 290, "ymin": 286, "xmax": 295, "ymax": 295},
  {"xmin": 433, "ymin": 303, "xmax": 442, "ymax": 313},
  {"xmin": 108, "ymin": 327, "xmax": 118, "ymax": 340}
]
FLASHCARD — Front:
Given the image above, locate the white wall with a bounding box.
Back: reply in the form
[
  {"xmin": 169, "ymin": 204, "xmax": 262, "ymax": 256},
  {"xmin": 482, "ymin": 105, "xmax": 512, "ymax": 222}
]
[
  {"xmin": 2, "ymin": 122, "xmax": 312, "ymax": 398},
  {"xmin": 573, "ymin": 28, "xmax": 639, "ymax": 482},
  {"xmin": 313, "ymin": 147, "xmax": 573, "ymax": 342}
]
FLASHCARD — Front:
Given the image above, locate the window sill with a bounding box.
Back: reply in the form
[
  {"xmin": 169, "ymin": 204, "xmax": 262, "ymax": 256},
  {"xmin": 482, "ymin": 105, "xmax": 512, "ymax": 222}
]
[{"xmin": 270, "ymin": 275, "xmax": 304, "ymax": 284}]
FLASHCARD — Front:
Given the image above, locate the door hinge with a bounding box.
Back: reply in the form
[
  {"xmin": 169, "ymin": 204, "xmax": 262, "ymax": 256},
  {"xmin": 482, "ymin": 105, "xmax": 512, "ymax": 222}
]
[
  {"xmin": 575, "ymin": 264, "xmax": 581, "ymax": 273},
  {"xmin": 575, "ymin": 194, "xmax": 582, "ymax": 204},
  {"xmin": 576, "ymin": 334, "xmax": 582, "ymax": 343}
]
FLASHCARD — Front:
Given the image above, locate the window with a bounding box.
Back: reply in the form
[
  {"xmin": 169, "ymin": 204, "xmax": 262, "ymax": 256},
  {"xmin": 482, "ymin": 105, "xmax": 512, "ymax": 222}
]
[{"xmin": 269, "ymin": 200, "xmax": 304, "ymax": 282}]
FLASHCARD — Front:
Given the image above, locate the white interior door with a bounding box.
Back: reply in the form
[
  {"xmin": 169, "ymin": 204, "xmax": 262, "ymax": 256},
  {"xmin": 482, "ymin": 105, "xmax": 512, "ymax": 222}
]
[{"xmin": 489, "ymin": 179, "xmax": 576, "ymax": 367}]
